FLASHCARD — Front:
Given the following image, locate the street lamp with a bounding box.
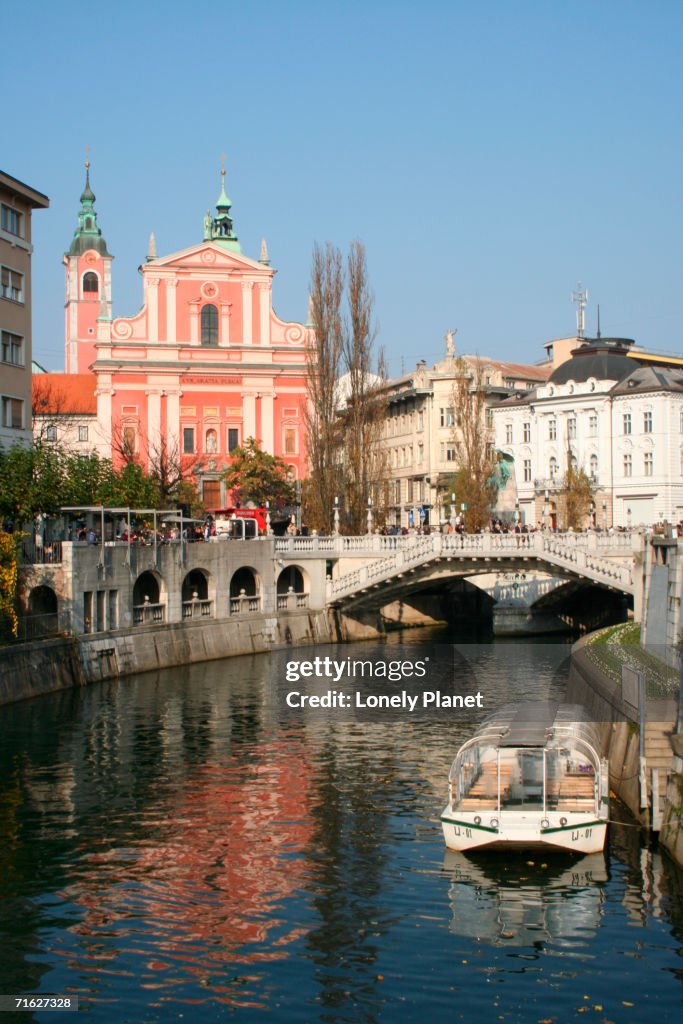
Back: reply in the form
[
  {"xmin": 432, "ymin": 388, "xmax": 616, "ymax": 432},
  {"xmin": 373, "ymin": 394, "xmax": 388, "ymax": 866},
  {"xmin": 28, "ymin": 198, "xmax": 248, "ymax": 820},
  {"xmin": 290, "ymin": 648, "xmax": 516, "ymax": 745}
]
[
  {"xmin": 515, "ymin": 499, "xmax": 520, "ymax": 527},
  {"xmin": 543, "ymin": 488, "xmax": 549, "ymax": 532},
  {"xmin": 460, "ymin": 502, "xmax": 466, "ymax": 533},
  {"xmin": 450, "ymin": 492, "xmax": 456, "ymax": 529},
  {"xmin": 265, "ymin": 500, "xmax": 272, "ymax": 536},
  {"xmin": 367, "ymin": 498, "xmax": 373, "ymax": 536},
  {"xmin": 333, "ymin": 496, "xmax": 340, "ymax": 536},
  {"xmin": 602, "ymin": 501, "xmax": 607, "ymax": 532}
]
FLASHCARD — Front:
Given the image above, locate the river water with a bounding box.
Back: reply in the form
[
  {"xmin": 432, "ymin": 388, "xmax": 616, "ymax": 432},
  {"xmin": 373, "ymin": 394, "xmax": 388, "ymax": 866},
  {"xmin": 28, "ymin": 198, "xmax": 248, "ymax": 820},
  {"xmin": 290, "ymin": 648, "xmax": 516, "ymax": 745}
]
[{"xmin": 0, "ymin": 628, "xmax": 681, "ymax": 1023}]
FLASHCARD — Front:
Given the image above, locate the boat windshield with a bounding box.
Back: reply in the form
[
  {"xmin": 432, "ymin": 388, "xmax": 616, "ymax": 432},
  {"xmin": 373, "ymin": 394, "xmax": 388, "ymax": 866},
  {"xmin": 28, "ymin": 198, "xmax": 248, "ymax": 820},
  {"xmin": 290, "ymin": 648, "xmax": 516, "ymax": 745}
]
[{"xmin": 451, "ymin": 736, "xmax": 600, "ymax": 814}]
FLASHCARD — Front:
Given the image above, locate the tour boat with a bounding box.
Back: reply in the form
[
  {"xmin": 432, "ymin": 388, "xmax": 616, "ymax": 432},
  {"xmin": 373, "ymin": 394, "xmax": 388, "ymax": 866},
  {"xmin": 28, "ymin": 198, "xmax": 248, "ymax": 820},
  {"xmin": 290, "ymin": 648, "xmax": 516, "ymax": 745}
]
[{"xmin": 441, "ymin": 702, "xmax": 609, "ymax": 853}]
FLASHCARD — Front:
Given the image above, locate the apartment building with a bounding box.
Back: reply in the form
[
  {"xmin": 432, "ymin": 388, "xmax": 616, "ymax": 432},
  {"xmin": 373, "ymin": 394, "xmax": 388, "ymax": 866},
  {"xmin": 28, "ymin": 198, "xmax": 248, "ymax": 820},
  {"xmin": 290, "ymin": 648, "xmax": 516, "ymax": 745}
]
[{"xmin": 0, "ymin": 170, "xmax": 49, "ymax": 449}]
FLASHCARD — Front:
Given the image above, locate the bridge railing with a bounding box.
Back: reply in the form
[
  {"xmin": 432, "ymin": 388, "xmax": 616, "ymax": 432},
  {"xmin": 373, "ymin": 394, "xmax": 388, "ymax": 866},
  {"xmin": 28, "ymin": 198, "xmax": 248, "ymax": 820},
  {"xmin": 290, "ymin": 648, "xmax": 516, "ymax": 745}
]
[{"xmin": 276, "ymin": 530, "xmax": 640, "ymax": 559}]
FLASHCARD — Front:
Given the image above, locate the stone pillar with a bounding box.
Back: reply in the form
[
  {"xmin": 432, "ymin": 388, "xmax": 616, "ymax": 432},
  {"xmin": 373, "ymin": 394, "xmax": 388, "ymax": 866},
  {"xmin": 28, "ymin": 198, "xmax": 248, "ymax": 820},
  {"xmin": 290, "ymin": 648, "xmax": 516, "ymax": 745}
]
[
  {"xmin": 260, "ymin": 392, "xmax": 275, "ymax": 453},
  {"xmin": 259, "ymin": 282, "xmax": 270, "ymax": 346},
  {"xmin": 147, "ymin": 277, "xmax": 159, "ymax": 341},
  {"xmin": 242, "ymin": 281, "xmax": 253, "ymax": 344},
  {"xmin": 220, "ymin": 302, "xmax": 231, "ymax": 345},
  {"xmin": 189, "ymin": 301, "xmax": 200, "ymax": 345},
  {"xmin": 147, "ymin": 390, "xmax": 161, "ymax": 462},
  {"xmin": 166, "ymin": 390, "xmax": 180, "ymax": 450},
  {"xmin": 165, "ymin": 279, "xmax": 177, "ymax": 343},
  {"xmin": 243, "ymin": 392, "xmax": 257, "ymax": 439}
]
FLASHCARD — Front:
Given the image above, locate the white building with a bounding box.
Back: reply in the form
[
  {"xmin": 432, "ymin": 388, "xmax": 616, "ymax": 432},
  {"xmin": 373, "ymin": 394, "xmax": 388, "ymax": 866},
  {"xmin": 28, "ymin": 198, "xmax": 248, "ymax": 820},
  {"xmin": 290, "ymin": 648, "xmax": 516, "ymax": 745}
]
[
  {"xmin": 377, "ymin": 349, "xmax": 548, "ymax": 528},
  {"xmin": 493, "ymin": 338, "xmax": 683, "ymax": 529}
]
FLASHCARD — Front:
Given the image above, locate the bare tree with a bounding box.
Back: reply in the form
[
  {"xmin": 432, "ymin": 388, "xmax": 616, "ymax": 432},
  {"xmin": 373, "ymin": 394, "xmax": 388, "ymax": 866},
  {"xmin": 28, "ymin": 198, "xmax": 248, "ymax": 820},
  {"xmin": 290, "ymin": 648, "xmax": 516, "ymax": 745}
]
[
  {"xmin": 561, "ymin": 444, "xmax": 593, "ymax": 530},
  {"xmin": 340, "ymin": 241, "xmax": 387, "ymax": 533},
  {"xmin": 303, "ymin": 242, "xmax": 344, "ymax": 531},
  {"xmin": 448, "ymin": 358, "xmax": 498, "ymax": 531}
]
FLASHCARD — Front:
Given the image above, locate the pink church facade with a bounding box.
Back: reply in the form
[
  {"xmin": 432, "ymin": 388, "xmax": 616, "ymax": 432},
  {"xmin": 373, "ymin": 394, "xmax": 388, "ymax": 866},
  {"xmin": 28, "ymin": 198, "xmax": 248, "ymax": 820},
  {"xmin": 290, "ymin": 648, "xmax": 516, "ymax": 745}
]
[{"xmin": 64, "ymin": 167, "xmax": 311, "ymax": 508}]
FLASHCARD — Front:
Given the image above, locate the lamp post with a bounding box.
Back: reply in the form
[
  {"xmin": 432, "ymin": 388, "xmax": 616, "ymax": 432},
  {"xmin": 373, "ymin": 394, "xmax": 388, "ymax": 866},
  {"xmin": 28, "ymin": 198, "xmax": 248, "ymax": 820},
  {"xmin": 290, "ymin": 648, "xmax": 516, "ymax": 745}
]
[
  {"xmin": 265, "ymin": 500, "xmax": 272, "ymax": 536},
  {"xmin": 460, "ymin": 502, "xmax": 466, "ymax": 533},
  {"xmin": 450, "ymin": 492, "xmax": 456, "ymax": 529},
  {"xmin": 543, "ymin": 488, "xmax": 549, "ymax": 532},
  {"xmin": 367, "ymin": 498, "xmax": 373, "ymax": 536},
  {"xmin": 602, "ymin": 501, "xmax": 607, "ymax": 532},
  {"xmin": 590, "ymin": 501, "xmax": 596, "ymax": 530},
  {"xmin": 333, "ymin": 496, "xmax": 340, "ymax": 536},
  {"xmin": 515, "ymin": 499, "xmax": 520, "ymax": 527}
]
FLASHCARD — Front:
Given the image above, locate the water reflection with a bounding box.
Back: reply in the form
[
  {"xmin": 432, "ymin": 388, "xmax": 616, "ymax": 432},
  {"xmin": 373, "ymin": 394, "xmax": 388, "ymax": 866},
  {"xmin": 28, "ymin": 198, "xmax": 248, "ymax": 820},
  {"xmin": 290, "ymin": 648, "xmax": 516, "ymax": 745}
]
[
  {"xmin": 0, "ymin": 632, "xmax": 681, "ymax": 1022},
  {"xmin": 444, "ymin": 850, "xmax": 608, "ymax": 947}
]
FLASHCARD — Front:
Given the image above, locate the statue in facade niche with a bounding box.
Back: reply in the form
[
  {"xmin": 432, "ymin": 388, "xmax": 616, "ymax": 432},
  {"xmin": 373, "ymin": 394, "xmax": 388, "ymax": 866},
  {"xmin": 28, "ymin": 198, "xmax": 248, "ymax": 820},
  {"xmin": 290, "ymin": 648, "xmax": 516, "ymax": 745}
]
[{"xmin": 204, "ymin": 210, "xmax": 213, "ymax": 239}]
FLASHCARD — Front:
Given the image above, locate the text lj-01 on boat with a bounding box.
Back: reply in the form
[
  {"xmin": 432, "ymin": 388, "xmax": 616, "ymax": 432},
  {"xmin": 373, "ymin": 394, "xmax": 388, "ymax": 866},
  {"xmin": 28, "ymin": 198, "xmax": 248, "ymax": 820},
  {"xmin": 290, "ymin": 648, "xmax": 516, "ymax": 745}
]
[{"xmin": 441, "ymin": 702, "xmax": 609, "ymax": 853}]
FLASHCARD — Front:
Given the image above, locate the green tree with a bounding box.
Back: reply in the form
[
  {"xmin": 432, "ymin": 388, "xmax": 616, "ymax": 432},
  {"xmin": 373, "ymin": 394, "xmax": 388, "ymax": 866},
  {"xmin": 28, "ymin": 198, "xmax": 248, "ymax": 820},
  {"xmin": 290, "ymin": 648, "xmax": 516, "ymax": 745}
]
[{"xmin": 223, "ymin": 437, "xmax": 295, "ymax": 508}]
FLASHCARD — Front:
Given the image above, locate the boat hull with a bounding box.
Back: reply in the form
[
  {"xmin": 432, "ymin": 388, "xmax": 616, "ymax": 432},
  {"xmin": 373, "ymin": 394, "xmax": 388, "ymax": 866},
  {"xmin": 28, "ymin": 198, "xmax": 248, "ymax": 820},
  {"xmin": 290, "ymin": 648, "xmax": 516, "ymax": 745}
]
[{"xmin": 441, "ymin": 809, "xmax": 607, "ymax": 854}]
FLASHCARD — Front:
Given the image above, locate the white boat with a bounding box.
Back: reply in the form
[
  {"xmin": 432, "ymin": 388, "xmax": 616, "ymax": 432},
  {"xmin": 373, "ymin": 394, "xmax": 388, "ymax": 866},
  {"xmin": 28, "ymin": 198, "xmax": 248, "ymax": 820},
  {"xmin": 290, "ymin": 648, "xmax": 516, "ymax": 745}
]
[{"xmin": 441, "ymin": 702, "xmax": 609, "ymax": 853}]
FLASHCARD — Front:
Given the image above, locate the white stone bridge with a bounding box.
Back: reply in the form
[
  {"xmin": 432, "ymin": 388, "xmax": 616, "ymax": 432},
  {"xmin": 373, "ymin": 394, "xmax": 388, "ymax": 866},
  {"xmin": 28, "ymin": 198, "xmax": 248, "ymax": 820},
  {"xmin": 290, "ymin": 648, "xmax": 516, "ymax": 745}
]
[{"xmin": 273, "ymin": 532, "xmax": 641, "ymax": 617}]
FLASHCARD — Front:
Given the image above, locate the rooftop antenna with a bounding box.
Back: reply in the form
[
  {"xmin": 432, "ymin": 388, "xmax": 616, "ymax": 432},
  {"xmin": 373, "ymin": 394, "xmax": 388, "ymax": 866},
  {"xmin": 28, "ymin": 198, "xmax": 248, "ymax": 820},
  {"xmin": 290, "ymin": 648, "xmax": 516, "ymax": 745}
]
[
  {"xmin": 401, "ymin": 355, "xmax": 405, "ymax": 375},
  {"xmin": 596, "ymin": 304, "xmax": 601, "ymax": 339},
  {"xmin": 572, "ymin": 283, "xmax": 589, "ymax": 339}
]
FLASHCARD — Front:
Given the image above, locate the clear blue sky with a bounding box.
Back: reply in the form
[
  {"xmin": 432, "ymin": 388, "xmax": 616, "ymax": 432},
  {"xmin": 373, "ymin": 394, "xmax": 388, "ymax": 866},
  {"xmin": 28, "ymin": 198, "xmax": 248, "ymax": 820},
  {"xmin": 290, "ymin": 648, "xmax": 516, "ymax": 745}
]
[{"xmin": 5, "ymin": 0, "xmax": 682, "ymax": 375}]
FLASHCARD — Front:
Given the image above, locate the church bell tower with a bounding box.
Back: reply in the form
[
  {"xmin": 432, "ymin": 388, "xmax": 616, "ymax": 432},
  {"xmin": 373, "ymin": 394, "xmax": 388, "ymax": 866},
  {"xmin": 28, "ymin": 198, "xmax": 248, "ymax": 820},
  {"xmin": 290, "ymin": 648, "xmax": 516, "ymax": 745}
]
[{"xmin": 64, "ymin": 161, "xmax": 113, "ymax": 373}]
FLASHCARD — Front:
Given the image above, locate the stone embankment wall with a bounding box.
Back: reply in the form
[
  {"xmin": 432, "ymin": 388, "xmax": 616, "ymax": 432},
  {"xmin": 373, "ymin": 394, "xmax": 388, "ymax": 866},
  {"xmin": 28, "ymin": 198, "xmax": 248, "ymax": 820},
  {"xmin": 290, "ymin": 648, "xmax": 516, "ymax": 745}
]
[
  {"xmin": 567, "ymin": 637, "xmax": 682, "ymax": 866},
  {"xmin": 0, "ymin": 609, "xmax": 328, "ymax": 708}
]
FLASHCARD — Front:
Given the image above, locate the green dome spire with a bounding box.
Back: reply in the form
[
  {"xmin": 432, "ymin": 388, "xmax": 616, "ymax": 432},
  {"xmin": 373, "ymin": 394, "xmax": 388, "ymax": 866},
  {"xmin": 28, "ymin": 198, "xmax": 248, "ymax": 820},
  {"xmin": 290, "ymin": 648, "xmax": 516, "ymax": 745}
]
[
  {"xmin": 203, "ymin": 162, "xmax": 242, "ymax": 254},
  {"xmin": 68, "ymin": 161, "xmax": 110, "ymax": 257}
]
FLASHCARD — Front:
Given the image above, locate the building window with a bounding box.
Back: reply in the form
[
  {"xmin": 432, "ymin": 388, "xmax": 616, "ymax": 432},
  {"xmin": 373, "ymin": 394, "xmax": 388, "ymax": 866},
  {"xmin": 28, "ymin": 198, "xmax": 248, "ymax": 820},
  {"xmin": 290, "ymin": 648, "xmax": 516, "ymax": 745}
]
[
  {"xmin": 446, "ymin": 446, "xmax": 456, "ymax": 462},
  {"xmin": 1, "ymin": 204, "xmax": 23, "ymax": 237},
  {"xmin": 284, "ymin": 427, "xmax": 297, "ymax": 454},
  {"xmin": 418, "ymin": 442, "xmax": 424, "ymax": 463},
  {"xmin": 623, "ymin": 453, "xmax": 632, "ymax": 477},
  {"xmin": 1, "ymin": 331, "xmax": 23, "ymax": 365},
  {"xmin": 1, "ymin": 396, "xmax": 23, "ymax": 429},
  {"xmin": 644, "ymin": 452, "xmax": 653, "ymax": 476},
  {"xmin": 440, "ymin": 407, "xmax": 455, "ymax": 427},
  {"xmin": 83, "ymin": 272, "xmax": 99, "ymax": 294},
  {"xmin": 227, "ymin": 427, "xmax": 239, "ymax": 453},
  {"xmin": 523, "ymin": 459, "xmax": 532, "ymax": 482},
  {"xmin": 567, "ymin": 417, "xmax": 577, "ymax": 440},
  {"xmin": 623, "ymin": 413, "xmax": 631, "ymax": 435},
  {"xmin": 549, "ymin": 457, "xmax": 558, "ymax": 480},
  {"xmin": 590, "ymin": 454, "xmax": 598, "ymax": 480},
  {"xmin": 417, "ymin": 410, "xmax": 424, "ymax": 431},
  {"xmin": 505, "ymin": 423, "xmax": 513, "ymax": 444},
  {"xmin": 201, "ymin": 304, "xmax": 218, "ymax": 346},
  {"xmin": 1, "ymin": 266, "xmax": 24, "ymax": 303},
  {"xmin": 548, "ymin": 419, "xmax": 556, "ymax": 441},
  {"xmin": 205, "ymin": 428, "xmax": 217, "ymax": 453},
  {"xmin": 45, "ymin": 425, "xmax": 57, "ymax": 442},
  {"xmin": 589, "ymin": 414, "xmax": 597, "ymax": 436},
  {"xmin": 182, "ymin": 427, "xmax": 195, "ymax": 454},
  {"xmin": 486, "ymin": 408, "xmax": 493, "ymax": 428},
  {"xmin": 523, "ymin": 422, "xmax": 531, "ymax": 443},
  {"xmin": 79, "ymin": 425, "xmax": 89, "ymax": 442},
  {"xmin": 643, "ymin": 411, "xmax": 652, "ymax": 433}
]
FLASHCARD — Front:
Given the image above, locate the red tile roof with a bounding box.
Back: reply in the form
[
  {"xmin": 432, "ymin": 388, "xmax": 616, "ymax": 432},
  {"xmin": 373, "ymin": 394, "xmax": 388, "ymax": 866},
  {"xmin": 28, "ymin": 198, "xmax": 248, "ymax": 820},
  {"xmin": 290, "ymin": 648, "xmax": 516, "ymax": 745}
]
[{"xmin": 32, "ymin": 373, "xmax": 97, "ymax": 415}]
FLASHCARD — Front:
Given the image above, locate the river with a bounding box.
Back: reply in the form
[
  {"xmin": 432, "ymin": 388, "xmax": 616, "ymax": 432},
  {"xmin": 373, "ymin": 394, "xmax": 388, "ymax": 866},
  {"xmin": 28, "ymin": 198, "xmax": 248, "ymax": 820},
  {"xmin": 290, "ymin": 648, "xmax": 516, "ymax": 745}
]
[{"xmin": 0, "ymin": 627, "xmax": 681, "ymax": 1022}]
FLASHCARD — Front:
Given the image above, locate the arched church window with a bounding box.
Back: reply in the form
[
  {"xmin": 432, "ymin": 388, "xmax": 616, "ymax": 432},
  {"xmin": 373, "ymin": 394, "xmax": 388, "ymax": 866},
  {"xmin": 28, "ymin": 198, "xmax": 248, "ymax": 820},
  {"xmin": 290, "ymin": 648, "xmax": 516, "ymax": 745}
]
[
  {"xmin": 549, "ymin": 457, "xmax": 558, "ymax": 480},
  {"xmin": 201, "ymin": 304, "xmax": 218, "ymax": 346},
  {"xmin": 83, "ymin": 272, "xmax": 99, "ymax": 294},
  {"xmin": 85, "ymin": 217, "xmax": 93, "ymax": 229},
  {"xmin": 206, "ymin": 428, "xmax": 217, "ymax": 453}
]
